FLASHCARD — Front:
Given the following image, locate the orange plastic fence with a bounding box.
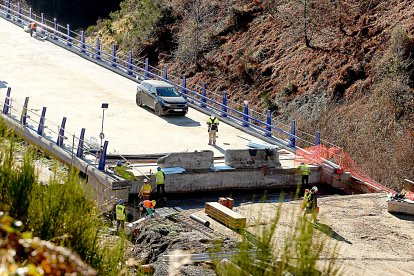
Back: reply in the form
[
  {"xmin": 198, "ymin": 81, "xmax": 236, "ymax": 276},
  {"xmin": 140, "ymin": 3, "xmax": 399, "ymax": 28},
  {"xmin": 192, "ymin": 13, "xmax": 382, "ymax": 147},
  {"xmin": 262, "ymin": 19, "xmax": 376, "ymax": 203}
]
[{"xmin": 296, "ymin": 145, "xmax": 394, "ymax": 193}]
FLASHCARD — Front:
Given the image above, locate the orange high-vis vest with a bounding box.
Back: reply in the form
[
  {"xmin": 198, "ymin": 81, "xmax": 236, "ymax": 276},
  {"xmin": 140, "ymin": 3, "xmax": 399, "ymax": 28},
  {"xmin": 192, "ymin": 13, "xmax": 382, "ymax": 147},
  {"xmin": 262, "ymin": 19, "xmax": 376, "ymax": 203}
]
[{"xmin": 143, "ymin": 200, "xmax": 153, "ymax": 208}]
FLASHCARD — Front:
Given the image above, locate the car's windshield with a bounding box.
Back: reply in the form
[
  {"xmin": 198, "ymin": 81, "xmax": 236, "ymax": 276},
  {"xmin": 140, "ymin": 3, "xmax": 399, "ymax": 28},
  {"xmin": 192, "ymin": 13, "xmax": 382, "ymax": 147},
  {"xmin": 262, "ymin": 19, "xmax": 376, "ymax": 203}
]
[{"xmin": 156, "ymin": 87, "xmax": 180, "ymax": 97}]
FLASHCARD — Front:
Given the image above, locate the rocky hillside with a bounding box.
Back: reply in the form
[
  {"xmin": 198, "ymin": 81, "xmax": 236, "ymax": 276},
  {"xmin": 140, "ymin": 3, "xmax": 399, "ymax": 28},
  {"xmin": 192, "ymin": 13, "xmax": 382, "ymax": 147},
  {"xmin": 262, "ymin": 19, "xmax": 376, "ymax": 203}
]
[{"xmin": 86, "ymin": 0, "xmax": 414, "ymax": 190}]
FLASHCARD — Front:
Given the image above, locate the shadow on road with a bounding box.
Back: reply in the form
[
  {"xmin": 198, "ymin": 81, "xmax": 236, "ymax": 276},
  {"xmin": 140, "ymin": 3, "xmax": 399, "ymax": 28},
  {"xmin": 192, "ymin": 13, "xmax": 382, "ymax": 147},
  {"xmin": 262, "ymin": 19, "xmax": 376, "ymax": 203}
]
[
  {"xmin": 211, "ymin": 144, "xmax": 226, "ymax": 155},
  {"xmin": 162, "ymin": 115, "xmax": 201, "ymax": 127},
  {"xmin": 314, "ymin": 221, "xmax": 353, "ymax": 244},
  {"xmin": 138, "ymin": 106, "xmax": 201, "ymax": 127}
]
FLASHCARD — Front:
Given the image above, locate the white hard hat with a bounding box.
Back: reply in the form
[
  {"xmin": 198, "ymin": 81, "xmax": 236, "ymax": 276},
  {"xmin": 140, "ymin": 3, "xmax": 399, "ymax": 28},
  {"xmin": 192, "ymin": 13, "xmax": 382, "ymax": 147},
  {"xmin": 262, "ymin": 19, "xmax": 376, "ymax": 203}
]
[
  {"xmin": 144, "ymin": 178, "xmax": 148, "ymax": 183},
  {"xmin": 311, "ymin": 186, "xmax": 318, "ymax": 192},
  {"xmin": 211, "ymin": 114, "xmax": 216, "ymax": 119}
]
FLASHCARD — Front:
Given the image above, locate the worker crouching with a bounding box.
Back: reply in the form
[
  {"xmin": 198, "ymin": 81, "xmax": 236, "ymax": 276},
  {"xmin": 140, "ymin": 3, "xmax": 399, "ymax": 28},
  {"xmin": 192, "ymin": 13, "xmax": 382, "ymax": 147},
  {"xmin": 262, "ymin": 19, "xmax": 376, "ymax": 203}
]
[{"xmin": 142, "ymin": 200, "xmax": 156, "ymax": 218}]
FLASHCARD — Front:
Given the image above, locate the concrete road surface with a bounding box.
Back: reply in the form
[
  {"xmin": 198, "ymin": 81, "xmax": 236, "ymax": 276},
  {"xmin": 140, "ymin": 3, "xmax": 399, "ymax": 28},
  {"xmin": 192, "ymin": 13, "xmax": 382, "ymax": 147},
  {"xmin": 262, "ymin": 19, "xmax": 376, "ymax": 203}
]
[{"xmin": 0, "ymin": 18, "xmax": 272, "ymax": 157}]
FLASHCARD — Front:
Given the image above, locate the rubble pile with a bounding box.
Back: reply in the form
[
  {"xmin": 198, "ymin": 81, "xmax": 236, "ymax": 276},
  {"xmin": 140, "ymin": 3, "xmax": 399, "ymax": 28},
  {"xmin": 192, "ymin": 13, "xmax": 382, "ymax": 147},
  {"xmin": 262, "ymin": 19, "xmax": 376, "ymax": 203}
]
[{"xmin": 128, "ymin": 217, "xmax": 237, "ymax": 275}]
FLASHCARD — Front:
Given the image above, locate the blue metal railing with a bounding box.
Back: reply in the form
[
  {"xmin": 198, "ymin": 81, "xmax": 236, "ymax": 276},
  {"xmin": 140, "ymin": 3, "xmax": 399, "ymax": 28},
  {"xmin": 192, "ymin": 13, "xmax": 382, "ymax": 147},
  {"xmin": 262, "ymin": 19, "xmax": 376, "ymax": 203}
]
[{"xmin": 0, "ymin": 0, "xmax": 325, "ymax": 150}]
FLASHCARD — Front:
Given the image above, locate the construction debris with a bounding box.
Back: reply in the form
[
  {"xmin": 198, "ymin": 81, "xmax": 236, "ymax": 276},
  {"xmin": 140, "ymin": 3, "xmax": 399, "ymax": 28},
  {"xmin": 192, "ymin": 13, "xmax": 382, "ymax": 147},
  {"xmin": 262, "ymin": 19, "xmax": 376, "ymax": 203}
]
[{"xmin": 127, "ymin": 216, "xmax": 237, "ymax": 275}]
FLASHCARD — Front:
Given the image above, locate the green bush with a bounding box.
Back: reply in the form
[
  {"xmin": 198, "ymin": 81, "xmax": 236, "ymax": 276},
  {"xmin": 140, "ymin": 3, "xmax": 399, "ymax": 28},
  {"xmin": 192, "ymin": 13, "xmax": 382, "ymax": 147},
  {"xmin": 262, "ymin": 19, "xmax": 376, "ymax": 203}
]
[{"xmin": 0, "ymin": 119, "xmax": 126, "ymax": 275}]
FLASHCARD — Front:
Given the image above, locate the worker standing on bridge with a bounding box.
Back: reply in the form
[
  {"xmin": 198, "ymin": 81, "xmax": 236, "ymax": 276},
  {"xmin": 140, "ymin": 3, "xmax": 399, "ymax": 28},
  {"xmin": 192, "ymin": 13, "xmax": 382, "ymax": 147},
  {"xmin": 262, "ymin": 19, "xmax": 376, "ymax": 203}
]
[
  {"xmin": 207, "ymin": 114, "xmax": 219, "ymax": 145},
  {"xmin": 139, "ymin": 178, "xmax": 152, "ymax": 201},
  {"xmin": 30, "ymin": 21, "xmax": 37, "ymax": 37},
  {"xmin": 156, "ymin": 167, "xmax": 167, "ymax": 201},
  {"xmin": 115, "ymin": 199, "xmax": 127, "ymax": 233},
  {"xmin": 297, "ymin": 162, "xmax": 311, "ymax": 186}
]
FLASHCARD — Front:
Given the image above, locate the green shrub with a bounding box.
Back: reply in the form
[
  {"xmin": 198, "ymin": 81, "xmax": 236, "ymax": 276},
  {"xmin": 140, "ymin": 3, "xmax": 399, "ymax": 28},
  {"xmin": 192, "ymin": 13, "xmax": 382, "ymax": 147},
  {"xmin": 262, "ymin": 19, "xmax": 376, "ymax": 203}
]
[{"xmin": 0, "ymin": 119, "xmax": 126, "ymax": 274}]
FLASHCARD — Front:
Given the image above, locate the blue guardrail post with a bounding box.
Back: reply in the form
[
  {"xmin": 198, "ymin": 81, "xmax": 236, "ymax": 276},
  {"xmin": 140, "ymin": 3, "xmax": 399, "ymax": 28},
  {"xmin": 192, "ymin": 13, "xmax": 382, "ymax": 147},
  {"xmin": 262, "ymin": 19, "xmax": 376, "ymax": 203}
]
[
  {"xmin": 111, "ymin": 44, "xmax": 117, "ymax": 67},
  {"xmin": 80, "ymin": 31, "xmax": 86, "ymax": 53},
  {"xmin": 128, "ymin": 50, "xmax": 133, "ymax": 75},
  {"xmin": 37, "ymin": 107, "xmax": 47, "ymax": 136},
  {"xmin": 2, "ymin": 87, "xmax": 11, "ymax": 114},
  {"xmin": 144, "ymin": 57, "xmax": 149, "ymax": 78},
  {"xmin": 53, "ymin": 18, "xmax": 58, "ymax": 40},
  {"xmin": 243, "ymin": 101, "xmax": 249, "ymax": 127},
  {"xmin": 20, "ymin": 97, "xmax": 29, "ymax": 125},
  {"xmin": 66, "ymin": 24, "xmax": 71, "ymax": 46},
  {"xmin": 315, "ymin": 131, "xmax": 321, "ymax": 145},
  {"xmin": 17, "ymin": 2, "xmax": 21, "ymax": 22},
  {"xmin": 201, "ymin": 82, "xmax": 207, "ymax": 108},
  {"xmin": 163, "ymin": 65, "xmax": 168, "ymax": 80},
  {"xmin": 265, "ymin": 110, "xmax": 272, "ymax": 137},
  {"xmin": 289, "ymin": 119, "xmax": 296, "ymax": 148},
  {"xmin": 98, "ymin": 141, "xmax": 108, "ymax": 171},
  {"xmin": 182, "ymin": 74, "xmax": 187, "ymax": 99},
  {"xmin": 221, "ymin": 90, "xmax": 227, "ymax": 117},
  {"xmin": 95, "ymin": 38, "xmax": 101, "ymax": 60},
  {"xmin": 41, "ymin": 13, "xmax": 45, "ymax": 34},
  {"xmin": 6, "ymin": 0, "xmax": 10, "ymax": 18},
  {"xmin": 76, "ymin": 128, "xmax": 85, "ymax": 158},
  {"xmin": 57, "ymin": 117, "xmax": 67, "ymax": 146}
]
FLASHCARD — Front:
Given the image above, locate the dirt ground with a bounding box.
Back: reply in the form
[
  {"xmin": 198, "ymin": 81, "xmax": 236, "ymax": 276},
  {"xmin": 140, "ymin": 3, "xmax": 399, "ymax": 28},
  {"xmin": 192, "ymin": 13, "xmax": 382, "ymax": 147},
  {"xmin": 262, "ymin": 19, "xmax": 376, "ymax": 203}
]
[{"xmin": 192, "ymin": 193, "xmax": 414, "ymax": 275}]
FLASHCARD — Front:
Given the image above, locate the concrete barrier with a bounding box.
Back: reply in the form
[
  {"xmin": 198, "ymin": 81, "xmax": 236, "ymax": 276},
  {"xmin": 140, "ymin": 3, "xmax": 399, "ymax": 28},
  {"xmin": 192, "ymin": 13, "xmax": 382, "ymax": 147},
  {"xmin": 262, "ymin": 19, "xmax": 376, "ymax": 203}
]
[
  {"xmin": 157, "ymin": 150, "xmax": 214, "ymax": 170},
  {"xmin": 224, "ymin": 148, "xmax": 281, "ymax": 169}
]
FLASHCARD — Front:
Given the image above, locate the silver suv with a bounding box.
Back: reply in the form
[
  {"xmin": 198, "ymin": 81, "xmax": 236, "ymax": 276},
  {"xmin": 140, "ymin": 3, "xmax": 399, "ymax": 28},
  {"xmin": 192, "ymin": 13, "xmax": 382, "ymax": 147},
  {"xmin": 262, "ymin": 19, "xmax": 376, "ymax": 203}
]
[{"xmin": 136, "ymin": 80, "xmax": 188, "ymax": 116}]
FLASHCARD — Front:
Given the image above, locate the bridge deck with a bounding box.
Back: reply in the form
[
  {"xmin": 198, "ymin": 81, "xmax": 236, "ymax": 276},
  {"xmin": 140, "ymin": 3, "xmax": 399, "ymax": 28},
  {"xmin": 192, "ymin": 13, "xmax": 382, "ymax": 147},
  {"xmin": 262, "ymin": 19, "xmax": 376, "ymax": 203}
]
[{"xmin": 0, "ymin": 18, "xmax": 273, "ymax": 158}]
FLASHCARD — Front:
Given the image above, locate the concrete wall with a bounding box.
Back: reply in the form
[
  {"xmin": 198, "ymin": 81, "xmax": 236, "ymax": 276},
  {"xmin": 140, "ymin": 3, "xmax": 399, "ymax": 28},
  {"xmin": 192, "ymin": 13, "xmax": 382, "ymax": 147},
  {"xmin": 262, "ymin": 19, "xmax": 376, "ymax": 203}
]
[
  {"xmin": 157, "ymin": 150, "xmax": 214, "ymax": 170},
  {"xmin": 127, "ymin": 166, "xmax": 320, "ymax": 194},
  {"xmin": 225, "ymin": 149, "xmax": 281, "ymax": 169}
]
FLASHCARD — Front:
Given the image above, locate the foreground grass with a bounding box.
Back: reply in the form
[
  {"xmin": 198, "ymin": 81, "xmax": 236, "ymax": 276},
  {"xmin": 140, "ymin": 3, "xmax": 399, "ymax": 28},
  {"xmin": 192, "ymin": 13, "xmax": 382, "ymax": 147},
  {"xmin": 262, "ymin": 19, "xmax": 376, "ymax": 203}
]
[{"xmin": 215, "ymin": 193, "xmax": 341, "ymax": 276}]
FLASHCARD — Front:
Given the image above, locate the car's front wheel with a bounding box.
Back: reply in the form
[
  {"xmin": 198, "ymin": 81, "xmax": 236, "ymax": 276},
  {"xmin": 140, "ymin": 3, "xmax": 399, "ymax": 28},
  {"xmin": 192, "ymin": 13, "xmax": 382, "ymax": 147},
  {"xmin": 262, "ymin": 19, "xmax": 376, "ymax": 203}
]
[
  {"xmin": 136, "ymin": 93, "xmax": 143, "ymax": 106},
  {"xmin": 155, "ymin": 103, "xmax": 163, "ymax": 116}
]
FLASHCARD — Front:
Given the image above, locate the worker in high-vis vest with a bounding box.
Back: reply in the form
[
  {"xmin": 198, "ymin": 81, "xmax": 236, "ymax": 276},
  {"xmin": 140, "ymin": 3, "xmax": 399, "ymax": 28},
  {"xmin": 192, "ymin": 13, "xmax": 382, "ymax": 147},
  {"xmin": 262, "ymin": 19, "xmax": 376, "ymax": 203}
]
[
  {"xmin": 207, "ymin": 114, "xmax": 219, "ymax": 145},
  {"xmin": 139, "ymin": 178, "xmax": 152, "ymax": 200},
  {"xmin": 155, "ymin": 167, "xmax": 166, "ymax": 200},
  {"xmin": 143, "ymin": 200, "xmax": 156, "ymax": 218},
  {"xmin": 114, "ymin": 160, "xmax": 136, "ymax": 181},
  {"xmin": 297, "ymin": 162, "xmax": 311, "ymax": 186},
  {"xmin": 115, "ymin": 199, "xmax": 127, "ymax": 233},
  {"xmin": 304, "ymin": 186, "xmax": 319, "ymax": 216}
]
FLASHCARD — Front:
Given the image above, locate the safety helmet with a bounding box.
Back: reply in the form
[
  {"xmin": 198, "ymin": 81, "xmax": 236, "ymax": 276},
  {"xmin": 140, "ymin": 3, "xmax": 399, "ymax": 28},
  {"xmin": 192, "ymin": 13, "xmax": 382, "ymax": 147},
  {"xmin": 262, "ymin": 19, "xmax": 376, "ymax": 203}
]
[
  {"xmin": 300, "ymin": 162, "xmax": 305, "ymax": 165},
  {"xmin": 144, "ymin": 178, "xmax": 148, "ymax": 183},
  {"xmin": 211, "ymin": 114, "xmax": 216, "ymax": 119},
  {"xmin": 116, "ymin": 160, "xmax": 122, "ymax": 166},
  {"xmin": 157, "ymin": 167, "xmax": 161, "ymax": 171},
  {"xmin": 118, "ymin": 199, "xmax": 124, "ymax": 204},
  {"xmin": 152, "ymin": 200, "xmax": 156, "ymax": 206},
  {"xmin": 311, "ymin": 186, "xmax": 318, "ymax": 192}
]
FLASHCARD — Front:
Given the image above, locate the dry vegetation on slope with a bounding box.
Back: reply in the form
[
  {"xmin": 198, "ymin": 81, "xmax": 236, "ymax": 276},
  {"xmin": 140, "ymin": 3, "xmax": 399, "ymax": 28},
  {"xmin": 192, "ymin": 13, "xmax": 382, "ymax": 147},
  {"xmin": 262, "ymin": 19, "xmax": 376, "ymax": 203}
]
[{"xmin": 87, "ymin": 0, "xmax": 414, "ymax": 190}]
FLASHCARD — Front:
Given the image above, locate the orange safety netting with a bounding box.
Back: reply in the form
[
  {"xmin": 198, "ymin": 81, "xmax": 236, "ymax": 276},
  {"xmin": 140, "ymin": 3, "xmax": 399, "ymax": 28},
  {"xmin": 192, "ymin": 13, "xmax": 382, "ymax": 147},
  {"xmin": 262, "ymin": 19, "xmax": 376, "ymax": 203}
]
[{"xmin": 296, "ymin": 145, "xmax": 395, "ymax": 193}]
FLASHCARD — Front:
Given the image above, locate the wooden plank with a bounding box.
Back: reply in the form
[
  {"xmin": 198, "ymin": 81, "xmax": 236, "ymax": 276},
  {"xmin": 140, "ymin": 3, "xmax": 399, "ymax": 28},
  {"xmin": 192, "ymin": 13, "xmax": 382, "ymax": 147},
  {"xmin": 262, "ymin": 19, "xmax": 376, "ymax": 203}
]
[
  {"xmin": 403, "ymin": 179, "xmax": 414, "ymax": 192},
  {"xmin": 205, "ymin": 202, "xmax": 246, "ymax": 229},
  {"xmin": 387, "ymin": 200, "xmax": 414, "ymax": 216}
]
